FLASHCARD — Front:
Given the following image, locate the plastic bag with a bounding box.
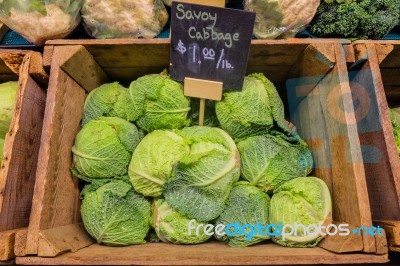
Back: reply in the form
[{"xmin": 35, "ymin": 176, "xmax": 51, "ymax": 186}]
[
  {"xmin": 162, "ymin": 0, "xmax": 230, "ymax": 6},
  {"xmin": 82, "ymin": 0, "xmax": 169, "ymax": 39},
  {"xmin": 0, "ymin": 0, "xmax": 83, "ymax": 44},
  {"xmin": 243, "ymin": 0, "xmax": 320, "ymax": 39}
]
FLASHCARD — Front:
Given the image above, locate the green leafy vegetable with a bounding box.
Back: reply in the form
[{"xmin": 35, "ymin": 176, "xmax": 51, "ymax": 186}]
[
  {"xmin": 153, "ymin": 198, "xmax": 211, "ymax": 244},
  {"xmin": 164, "ymin": 126, "xmax": 240, "ymax": 221},
  {"xmin": 72, "ymin": 117, "xmax": 141, "ymax": 179},
  {"xmin": 216, "ymin": 73, "xmax": 289, "ymax": 139},
  {"xmin": 237, "ymin": 133, "xmax": 313, "ymax": 192},
  {"xmin": 82, "ymin": 82, "xmax": 127, "ymax": 126},
  {"xmin": 310, "ymin": 0, "xmax": 400, "ymax": 39},
  {"xmin": 390, "ymin": 108, "xmax": 400, "ymax": 156},
  {"xmin": 269, "ymin": 177, "xmax": 332, "ymax": 247},
  {"xmin": 81, "ymin": 180, "xmax": 151, "ymax": 246},
  {"xmin": 129, "ymin": 130, "xmax": 190, "ymax": 197},
  {"xmin": 126, "ymin": 73, "xmax": 191, "ymax": 133},
  {"xmin": 0, "ymin": 81, "xmax": 18, "ymax": 139},
  {"xmin": 214, "ymin": 182, "xmax": 270, "ymax": 247}
]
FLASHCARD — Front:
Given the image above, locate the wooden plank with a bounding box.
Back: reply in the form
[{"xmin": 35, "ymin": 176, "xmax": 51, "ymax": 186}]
[
  {"xmin": 0, "ymin": 229, "xmax": 17, "ymax": 261},
  {"xmin": 38, "ymin": 223, "xmax": 94, "ymax": 257},
  {"xmin": 46, "ymin": 38, "xmax": 350, "ymax": 46},
  {"xmin": 0, "ymin": 52, "xmax": 25, "ymax": 74},
  {"xmin": 14, "ymin": 229, "xmax": 28, "ymax": 257},
  {"xmin": 15, "ymin": 243, "xmax": 388, "ymax": 265},
  {"xmin": 0, "ymin": 23, "xmax": 9, "ymax": 42},
  {"xmin": 374, "ymin": 220, "xmax": 400, "ymax": 247},
  {"xmin": 42, "ymin": 45, "xmax": 54, "ymax": 73},
  {"xmin": 59, "ymin": 46, "xmax": 109, "ymax": 92},
  {"xmin": 353, "ymin": 43, "xmax": 400, "ymax": 221},
  {"xmin": 28, "ymin": 52, "xmax": 49, "ymax": 87},
  {"xmin": 376, "ymin": 43, "xmax": 400, "ymax": 68},
  {"xmin": 320, "ymin": 44, "xmax": 375, "ymax": 253},
  {"xmin": 375, "ymin": 229, "xmax": 388, "ymax": 255},
  {"xmin": 25, "ymin": 48, "xmax": 88, "ymax": 255},
  {"xmin": 318, "ymin": 223, "xmax": 363, "ymax": 253},
  {"xmin": 0, "ymin": 53, "xmax": 46, "ymax": 232}
]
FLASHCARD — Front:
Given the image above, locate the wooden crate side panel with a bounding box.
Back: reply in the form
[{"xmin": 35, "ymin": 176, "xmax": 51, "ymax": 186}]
[
  {"xmin": 350, "ymin": 48, "xmax": 400, "ymax": 221},
  {"xmin": 15, "ymin": 243, "xmax": 389, "ymax": 266},
  {"xmin": 0, "ymin": 76, "xmax": 46, "ymax": 230},
  {"xmin": 25, "ymin": 68, "xmax": 84, "ymax": 255},
  {"xmin": 26, "ymin": 46, "xmax": 105, "ymax": 255}
]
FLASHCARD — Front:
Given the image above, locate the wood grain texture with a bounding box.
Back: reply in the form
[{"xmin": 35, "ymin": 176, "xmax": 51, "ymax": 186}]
[
  {"xmin": 374, "ymin": 221, "xmax": 400, "ymax": 246},
  {"xmin": 0, "ymin": 53, "xmax": 47, "ymax": 231},
  {"xmin": 352, "ymin": 42, "xmax": 400, "ymax": 253},
  {"xmin": 0, "ymin": 229, "xmax": 17, "ymax": 261},
  {"xmin": 38, "ymin": 223, "xmax": 93, "ymax": 257},
  {"xmin": 15, "ymin": 242, "xmax": 388, "ymax": 266},
  {"xmin": 0, "ymin": 51, "xmax": 47, "ymax": 262},
  {"xmin": 318, "ymin": 223, "xmax": 363, "ymax": 253},
  {"xmin": 25, "ymin": 47, "xmax": 89, "ymax": 255},
  {"xmin": 14, "ymin": 228, "xmax": 27, "ymax": 257}
]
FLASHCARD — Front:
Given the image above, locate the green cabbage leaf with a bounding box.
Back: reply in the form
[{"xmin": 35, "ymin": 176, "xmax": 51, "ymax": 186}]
[
  {"xmin": 164, "ymin": 126, "xmax": 240, "ymax": 221},
  {"xmin": 81, "ymin": 180, "xmax": 151, "ymax": 246}
]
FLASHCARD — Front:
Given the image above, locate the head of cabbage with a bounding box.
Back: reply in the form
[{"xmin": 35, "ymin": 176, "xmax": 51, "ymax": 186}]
[
  {"xmin": 269, "ymin": 177, "xmax": 332, "ymax": 247},
  {"xmin": 126, "ymin": 73, "xmax": 191, "ymax": 133},
  {"xmin": 164, "ymin": 126, "xmax": 240, "ymax": 221},
  {"xmin": 214, "ymin": 182, "xmax": 270, "ymax": 247},
  {"xmin": 0, "ymin": 81, "xmax": 18, "ymax": 139},
  {"xmin": 80, "ymin": 179, "xmax": 151, "ymax": 246},
  {"xmin": 82, "ymin": 82, "xmax": 128, "ymax": 126},
  {"xmin": 129, "ymin": 130, "xmax": 190, "ymax": 197},
  {"xmin": 237, "ymin": 133, "xmax": 313, "ymax": 192},
  {"xmin": 72, "ymin": 117, "xmax": 141, "ymax": 179},
  {"xmin": 216, "ymin": 73, "xmax": 291, "ymax": 139},
  {"xmin": 152, "ymin": 198, "xmax": 211, "ymax": 244}
]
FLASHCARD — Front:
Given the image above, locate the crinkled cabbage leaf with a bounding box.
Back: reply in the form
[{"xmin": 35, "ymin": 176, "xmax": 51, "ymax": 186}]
[
  {"xmin": 164, "ymin": 126, "xmax": 240, "ymax": 221},
  {"xmin": 269, "ymin": 177, "xmax": 332, "ymax": 247},
  {"xmin": 81, "ymin": 180, "xmax": 151, "ymax": 246},
  {"xmin": 82, "ymin": 82, "xmax": 128, "ymax": 126},
  {"xmin": 126, "ymin": 74, "xmax": 191, "ymax": 133},
  {"xmin": 153, "ymin": 198, "xmax": 211, "ymax": 244},
  {"xmin": 0, "ymin": 81, "xmax": 18, "ymax": 139},
  {"xmin": 129, "ymin": 130, "xmax": 190, "ymax": 197},
  {"xmin": 237, "ymin": 133, "xmax": 313, "ymax": 192},
  {"xmin": 216, "ymin": 73, "xmax": 289, "ymax": 139},
  {"xmin": 214, "ymin": 182, "xmax": 270, "ymax": 247},
  {"xmin": 72, "ymin": 117, "xmax": 141, "ymax": 179}
]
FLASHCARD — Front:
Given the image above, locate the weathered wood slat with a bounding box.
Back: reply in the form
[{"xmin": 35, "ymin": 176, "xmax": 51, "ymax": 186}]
[
  {"xmin": 352, "ymin": 41, "xmax": 400, "ymax": 253},
  {"xmin": 16, "ymin": 243, "xmax": 388, "ymax": 266},
  {"xmin": 38, "ymin": 223, "xmax": 93, "ymax": 257},
  {"xmin": 0, "ymin": 51, "xmax": 47, "ymax": 261}
]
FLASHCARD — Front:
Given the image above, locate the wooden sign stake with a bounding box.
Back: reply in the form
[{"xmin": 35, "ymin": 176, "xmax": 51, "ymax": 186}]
[
  {"xmin": 184, "ymin": 77, "xmax": 223, "ymax": 126},
  {"xmin": 175, "ymin": 0, "xmax": 225, "ymax": 126}
]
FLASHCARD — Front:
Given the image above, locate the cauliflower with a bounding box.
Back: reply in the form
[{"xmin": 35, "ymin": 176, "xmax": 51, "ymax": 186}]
[
  {"xmin": 82, "ymin": 0, "xmax": 169, "ymax": 39},
  {"xmin": 0, "ymin": 1, "xmax": 82, "ymax": 44},
  {"xmin": 244, "ymin": 0, "xmax": 320, "ymax": 39}
]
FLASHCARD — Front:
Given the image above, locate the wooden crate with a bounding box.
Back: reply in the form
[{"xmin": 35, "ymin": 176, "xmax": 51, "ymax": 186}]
[
  {"xmin": 15, "ymin": 39, "xmax": 387, "ymax": 265},
  {"xmin": 0, "ymin": 50, "xmax": 48, "ymax": 262},
  {"xmin": 351, "ymin": 41, "xmax": 400, "ymax": 252}
]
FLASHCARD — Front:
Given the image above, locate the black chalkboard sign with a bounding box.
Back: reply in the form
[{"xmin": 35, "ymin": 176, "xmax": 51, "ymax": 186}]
[{"xmin": 170, "ymin": 2, "xmax": 255, "ymax": 91}]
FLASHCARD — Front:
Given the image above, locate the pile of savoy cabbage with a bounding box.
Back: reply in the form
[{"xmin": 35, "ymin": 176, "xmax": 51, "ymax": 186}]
[{"xmin": 72, "ymin": 72, "xmax": 332, "ymax": 248}]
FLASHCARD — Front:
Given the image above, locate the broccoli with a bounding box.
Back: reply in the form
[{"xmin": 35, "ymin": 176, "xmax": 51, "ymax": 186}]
[{"xmin": 310, "ymin": 0, "xmax": 400, "ymax": 39}]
